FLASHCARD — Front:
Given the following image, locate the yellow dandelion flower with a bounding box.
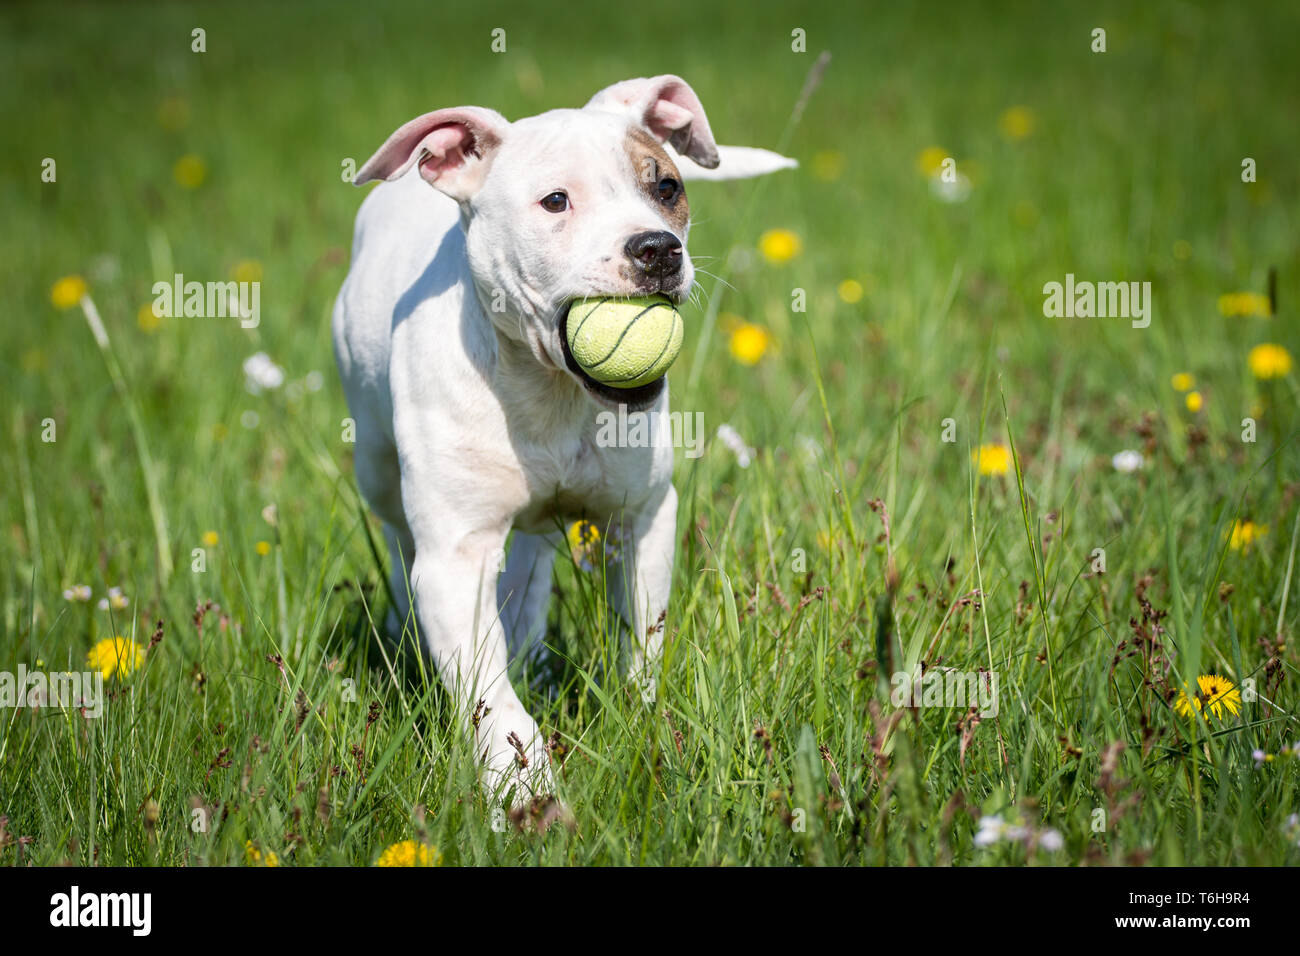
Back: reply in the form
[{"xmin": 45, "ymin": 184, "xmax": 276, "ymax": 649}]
[
  {"xmin": 201, "ymin": 531, "xmax": 219, "ymax": 547},
  {"xmin": 50, "ymin": 275, "xmax": 88, "ymax": 310},
  {"xmin": 1217, "ymin": 292, "xmax": 1271, "ymax": 318},
  {"xmin": 998, "ymin": 106, "xmax": 1036, "ymax": 141},
  {"xmin": 137, "ymin": 303, "xmax": 162, "ymax": 332},
  {"xmin": 567, "ymin": 519, "xmax": 605, "ymax": 571},
  {"xmin": 837, "ymin": 279, "xmax": 864, "ymax": 304},
  {"xmin": 758, "ymin": 229, "xmax": 801, "ymax": 264},
  {"xmin": 916, "ymin": 146, "xmax": 948, "ymax": 177},
  {"xmin": 1229, "ymin": 519, "xmax": 1267, "ymax": 552},
  {"xmin": 1173, "ymin": 675, "xmax": 1241, "ymax": 721},
  {"xmin": 87, "ymin": 637, "xmax": 145, "ymax": 679},
  {"xmin": 1185, "ymin": 391, "xmax": 1203, "ymax": 413},
  {"xmin": 173, "ymin": 154, "xmax": 208, "ymax": 189},
  {"xmin": 728, "ymin": 322, "xmax": 772, "ymax": 365},
  {"xmin": 255, "ymin": 540, "xmax": 272, "ymax": 556},
  {"xmin": 376, "ymin": 839, "xmax": 441, "ymax": 867},
  {"xmin": 811, "ymin": 150, "xmax": 845, "ymax": 182},
  {"xmin": 244, "ymin": 840, "xmax": 280, "ymax": 867},
  {"xmin": 972, "ymin": 443, "xmax": 1012, "ymax": 477},
  {"xmin": 231, "ymin": 259, "xmax": 263, "ymax": 284},
  {"xmin": 1248, "ymin": 343, "xmax": 1292, "ymax": 380},
  {"xmin": 1170, "ymin": 372, "xmax": 1194, "ymax": 392},
  {"xmin": 568, "ymin": 519, "xmax": 600, "ymax": 551}
]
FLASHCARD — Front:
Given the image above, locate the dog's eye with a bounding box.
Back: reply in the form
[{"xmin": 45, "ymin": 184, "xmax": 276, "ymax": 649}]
[
  {"xmin": 540, "ymin": 191, "xmax": 569, "ymax": 213},
  {"xmin": 656, "ymin": 178, "xmax": 680, "ymax": 203}
]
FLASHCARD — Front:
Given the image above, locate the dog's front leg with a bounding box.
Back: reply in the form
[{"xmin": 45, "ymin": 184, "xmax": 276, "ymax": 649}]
[
  {"xmin": 612, "ymin": 484, "xmax": 678, "ymax": 691},
  {"xmin": 408, "ymin": 527, "xmax": 554, "ymax": 800}
]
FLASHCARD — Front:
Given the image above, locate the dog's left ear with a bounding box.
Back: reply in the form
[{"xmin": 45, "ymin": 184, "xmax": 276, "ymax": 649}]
[{"xmin": 586, "ymin": 75, "xmax": 721, "ymax": 169}]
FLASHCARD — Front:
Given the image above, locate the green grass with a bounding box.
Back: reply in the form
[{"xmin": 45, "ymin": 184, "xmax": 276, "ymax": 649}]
[{"xmin": 2, "ymin": 0, "xmax": 1298, "ymax": 866}]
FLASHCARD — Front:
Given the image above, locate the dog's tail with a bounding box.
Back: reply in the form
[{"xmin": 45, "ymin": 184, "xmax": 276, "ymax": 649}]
[{"xmin": 670, "ymin": 144, "xmax": 797, "ymax": 182}]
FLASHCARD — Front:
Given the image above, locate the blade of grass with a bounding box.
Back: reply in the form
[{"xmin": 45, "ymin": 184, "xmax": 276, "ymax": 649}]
[{"xmin": 79, "ymin": 294, "xmax": 173, "ymax": 584}]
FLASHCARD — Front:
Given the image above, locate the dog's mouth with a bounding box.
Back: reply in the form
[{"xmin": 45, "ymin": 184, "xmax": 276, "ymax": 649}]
[{"xmin": 557, "ymin": 305, "xmax": 667, "ymax": 411}]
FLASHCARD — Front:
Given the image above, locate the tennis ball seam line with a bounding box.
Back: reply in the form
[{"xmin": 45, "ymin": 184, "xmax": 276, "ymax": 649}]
[
  {"xmin": 584, "ymin": 301, "xmax": 665, "ymax": 368},
  {"xmin": 569, "ymin": 296, "xmax": 612, "ymax": 342},
  {"xmin": 569, "ymin": 294, "xmax": 670, "ymax": 347},
  {"xmin": 597, "ymin": 312, "xmax": 682, "ymax": 384}
]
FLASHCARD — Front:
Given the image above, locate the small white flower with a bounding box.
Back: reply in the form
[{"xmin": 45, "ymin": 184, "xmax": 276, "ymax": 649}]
[
  {"xmin": 304, "ymin": 370, "xmax": 324, "ymax": 392},
  {"xmin": 88, "ymin": 253, "xmax": 121, "ymax": 282},
  {"xmin": 240, "ymin": 410, "xmax": 260, "ymax": 429},
  {"xmin": 974, "ymin": 815, "xmax": 1005, "ymax": 847},
  {"xmin": 716, "ymin": 424, "xmax": 755, "ymax": 468},
  {"xmin": 929, "ymin": 170, "xmax": 972, "ymax": 203},
  {"xmin": 1253, "ymin": 748, "xmax": 1267, "ymax": 767},
  {"xmin": 1038, "ymin": 828, "xmax": 1064, "ymax": 852},
  {"xmin": 243, "ymin": 352, "xmax": 285, "ymax": 394},
  {"xmin": 62, "ymin": 584, "xmax": 93, "ymax": 602},
  {"xmin": 1111, "ymin": 450, "xmax": 1144, "ymax": 473},
  {"xmin": 97, "ymin": 586, "xmax": 128, "ymax": 611}
]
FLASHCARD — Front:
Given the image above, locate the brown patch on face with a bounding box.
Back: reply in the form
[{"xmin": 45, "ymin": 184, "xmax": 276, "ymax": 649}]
[{"xmin": 625, "ymin": 127, "xmax": 689, "ymax": 234}]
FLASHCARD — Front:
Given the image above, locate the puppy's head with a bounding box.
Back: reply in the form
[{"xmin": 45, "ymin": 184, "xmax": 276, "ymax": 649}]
[{"xmin": 355, "ymin": 76, "xmax": 788, "ymax": 409}]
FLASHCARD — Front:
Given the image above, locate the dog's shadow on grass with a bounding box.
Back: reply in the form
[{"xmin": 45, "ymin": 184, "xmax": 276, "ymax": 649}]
[
  {"xmin": 325, "ymin": 580, "xmax": 453, "ymax": 725},
  {"xmin": 328, "ymin": 575, "xmax": 624, "ymax": 739}
]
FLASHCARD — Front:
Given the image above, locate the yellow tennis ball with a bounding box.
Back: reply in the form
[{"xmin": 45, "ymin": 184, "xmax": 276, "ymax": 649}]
[{"xmin": 565, "ymin": 295, "xmax": 684, "ymax": 388}]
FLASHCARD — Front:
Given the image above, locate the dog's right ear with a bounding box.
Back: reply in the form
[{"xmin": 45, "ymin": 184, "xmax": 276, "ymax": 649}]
[{"xmin": 353, "ymin": 107, "xmax": 508, "ymax": 201}]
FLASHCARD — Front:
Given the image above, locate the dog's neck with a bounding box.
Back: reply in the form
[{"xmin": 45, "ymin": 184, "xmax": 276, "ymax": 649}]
[{"xmin": 492, "ymin": 328, "xmax": 594, "ymax": 441}]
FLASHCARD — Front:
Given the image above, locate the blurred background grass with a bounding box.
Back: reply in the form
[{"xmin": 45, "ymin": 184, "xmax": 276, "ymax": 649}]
[{"xmin": 1, "ymin": 0, "xmax": 1298, "ymax": 865}]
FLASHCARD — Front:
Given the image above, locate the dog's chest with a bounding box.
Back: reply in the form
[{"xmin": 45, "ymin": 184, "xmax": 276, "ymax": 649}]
[{"xmin": 511, "ymin": 426, "xmax": 667, "ymax": 532}]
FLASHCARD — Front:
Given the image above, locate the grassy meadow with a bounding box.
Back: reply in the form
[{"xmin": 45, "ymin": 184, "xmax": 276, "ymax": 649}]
[{"xmin": 1, "ymin": 0, "xmax": 1298, "ymax": 865}]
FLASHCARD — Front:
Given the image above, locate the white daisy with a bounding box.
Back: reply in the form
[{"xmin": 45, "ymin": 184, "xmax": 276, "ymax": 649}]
[
  {"xmin": 243, "ymin": 352, "xmax": 285, "ymax": 394},
  {"xmin": 716, "ymin": 424, "xmax": 755, "ymax": 468},
  {"xmin": 1111, "ymin": 450, "xmax": 1144, "ymax": 473},
  {"xmin": 974, "ymin": 815, "xmax": 1006, "ymax": 847},
  {"xmin": 97, "ymin": 586, "xmax": 128, "ymax": 611}
]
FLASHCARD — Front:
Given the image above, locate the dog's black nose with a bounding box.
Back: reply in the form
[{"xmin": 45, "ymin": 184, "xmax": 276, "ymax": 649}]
[{"xmin": 624, "ymin": 230, "xmax": 683, "ymax": 277}]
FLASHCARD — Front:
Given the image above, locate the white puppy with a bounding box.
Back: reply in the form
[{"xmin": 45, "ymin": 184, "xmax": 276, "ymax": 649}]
[{"xmin": 332, "ymin": 75, "xmax": 794, "ymax": 800}]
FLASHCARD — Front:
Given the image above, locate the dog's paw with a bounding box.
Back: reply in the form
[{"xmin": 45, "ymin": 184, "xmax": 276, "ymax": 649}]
[
  {"xmin": 506, "ymin": 794, "xmax": 574, "ymax": 834},
  {"xmin": 481, "ymin": 727, "xmax": 557, "ymax": 807},
  {"xmin": 626, "ymin": 662, "xmax": 660, "ymax": 708}
]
